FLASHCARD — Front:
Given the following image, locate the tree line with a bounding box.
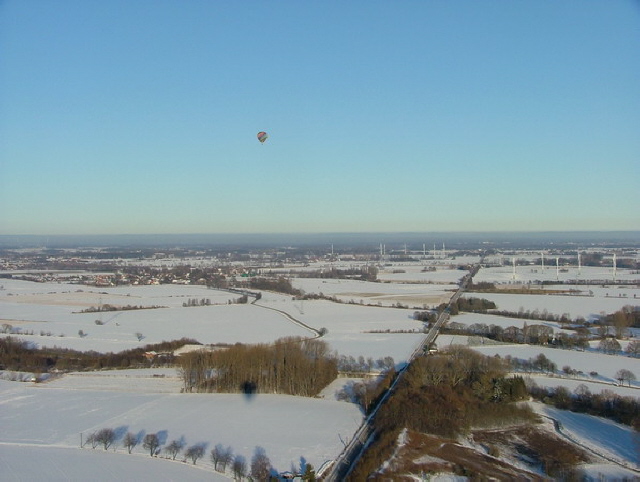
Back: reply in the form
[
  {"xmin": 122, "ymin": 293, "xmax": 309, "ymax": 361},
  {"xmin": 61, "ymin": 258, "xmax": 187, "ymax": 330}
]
[
  {"xmin": 442, "ymin": 321, "xmax": 591, "ymax": 350},
  {"xmin": 336, "ymin": 354, "xmax": 395, "ymax": 373},
  {"xmin": 177, "ymin": 337, "xmax": 337, "ymax": 397},
  {"xmin": 529, "ymin": 382, "xmax": 640, "ymax": 428},
  {"xmin": 81, "ymin": 427, "xmax": 317, "ymax": 480},
  {"xmin": 79, "ymin": 304, "xmax": 166, "ymax": 313},
  {"xmin": 181, "ymin": 296, "xmax": 248, "ymax": 307},
  {"xmin": 410, "ymin": 297, "xmax": 497, "ymax": 325},
  {"xmin": 473, "ymin": 305, "xmax": 640, "ymax": 339},
  {"xmin": 496, "ymin": 351, "xmax": 640, "ymax": 427},
  {"xmin": 441, "ymin": 306, "xmax": 640, "ymax": 350},
  {"xmin": 246, "ymin": 276, "xmax": 302, "ymax": 296},
  {"xmin": 0, "ymin": 337, "xmax": 197, "ymax": 373},
  {"xmin": 411, "ymin": 297, "xmax": 496, "ymax": 325}
]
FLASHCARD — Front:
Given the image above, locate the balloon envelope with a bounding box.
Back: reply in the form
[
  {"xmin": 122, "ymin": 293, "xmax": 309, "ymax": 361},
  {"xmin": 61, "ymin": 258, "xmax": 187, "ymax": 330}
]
[{"xmin": 257, "ymin": 131, "xmax": 268, "ymax": 143}]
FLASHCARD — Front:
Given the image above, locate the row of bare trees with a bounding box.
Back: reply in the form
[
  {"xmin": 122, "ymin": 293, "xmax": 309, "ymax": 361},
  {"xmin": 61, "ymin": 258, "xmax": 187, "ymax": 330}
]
[
  {"xmin": 177, "ymin": 337, "xmax": 337, "ymax": 396},
  {"xmin": 82, "ymin": 427, "xmax": 297, "ymax": 480},
  {"xmin": 336, "ymin": 354, "xmax": 395, "ymax": 373}
]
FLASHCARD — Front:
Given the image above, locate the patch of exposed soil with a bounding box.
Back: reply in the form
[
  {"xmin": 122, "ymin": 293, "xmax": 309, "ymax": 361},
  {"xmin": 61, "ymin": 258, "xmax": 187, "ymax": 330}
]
[{"xmin": 372, "ymin": 424, "xmax": 593, "ymax": 481}]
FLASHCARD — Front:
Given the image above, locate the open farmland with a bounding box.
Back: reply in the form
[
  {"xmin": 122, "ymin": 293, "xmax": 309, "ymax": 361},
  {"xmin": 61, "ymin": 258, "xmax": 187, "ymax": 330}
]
[
  {"xmin": 0, "ymin": 278, "xmax": 429, "ymax": 362},
  {"xmin": 293, "ymin": 276, "xmax": 457, "ymax": 308},
  {"xmin": 0, "ymin": 282, "xmax": 312, "ymax": 352},
  {"xmin": 0, "ymin": 378, "xmax": 362, "ymax": 480},
  {"xmin": 0, "ymin": 257, "xmax": 448, "ymax": 479},
  {"xmin": 1, "ymin": 238, "xmax": 639, "ymax": 480},
  {"xmin": 457, "ymin": 265, "xmax": 640, "ymax": 391},
  {"xmin": 436, "ymin": 262, "xmax": 640, "ymax": 478},
  {"xmin": 464, "ymin": 290, "xmax": 638, "ymax": 323}
]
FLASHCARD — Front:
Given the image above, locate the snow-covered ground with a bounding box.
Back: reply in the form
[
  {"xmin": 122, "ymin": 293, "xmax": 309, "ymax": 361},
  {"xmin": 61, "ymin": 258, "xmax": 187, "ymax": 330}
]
[
  {"xmin": 0, "ymin": 445, "xmax": 228, "ymax": 482},
  {"xmin": 465, "ymin": 290, "xmax": 640, "ymax": 323},
  {"xmin": 292, "ymin": 276, "xmax": 456, "ymax": 308},
  {"xmin": 524, "ymin": 375, "xmax": 640, "ymax": 399},
  {"xmin": 0, "ymin": 375, "xmax": 362, "ymax": 480},
  {"xmin": 437, "ymin": 263, "xmax": 640, "ymax": 477},
  {"xmin": 0, "ymin": 279, "xmax": 427, "ymax": 364},
  {"xmin": 376, "ymin": 265, "xmax": 468, "ymax": 284},
  {"xmin": 474, "ymin": 265, "xmax": 640, "ymax": 285},
  {"xmin": 1, "ymin": 257, "xmax": 639, "ymax": 479},
  {"xmin": 258, "ymin": 294, "xmax": 426, "ymax": 364},
  {"xmin": 470, "ymin": 343, "xmax": 640, "ymax": 386},
  {"xmin": 451, "ymin": 312, "xmax": 578, "ymax": 335},
  {"xmin": 0, "ymin": 275, "xmax": 421, "ymax": 479},
  {"xmin": 532, "ymin": 402, "xmax": 640, "ymax": 477}
]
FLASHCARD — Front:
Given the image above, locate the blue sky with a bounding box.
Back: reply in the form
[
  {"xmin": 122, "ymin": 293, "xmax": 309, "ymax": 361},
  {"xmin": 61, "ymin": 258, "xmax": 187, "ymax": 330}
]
[{"xmin": 1, "ymin": 1, "xmax": 638, "ymax": 235}]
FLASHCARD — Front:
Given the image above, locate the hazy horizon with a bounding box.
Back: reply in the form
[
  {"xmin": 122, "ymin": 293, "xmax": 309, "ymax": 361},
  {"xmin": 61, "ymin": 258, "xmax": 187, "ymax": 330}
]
[{"xmin": 1, "ymin": 230, "xmax": 638, "ymax": 250}]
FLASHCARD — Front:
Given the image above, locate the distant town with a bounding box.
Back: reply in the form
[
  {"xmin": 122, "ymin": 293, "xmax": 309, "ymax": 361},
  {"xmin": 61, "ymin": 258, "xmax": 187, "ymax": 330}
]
[{"xmin": 2, "ymin": 232, "xmax": 638, "ymax": 289}]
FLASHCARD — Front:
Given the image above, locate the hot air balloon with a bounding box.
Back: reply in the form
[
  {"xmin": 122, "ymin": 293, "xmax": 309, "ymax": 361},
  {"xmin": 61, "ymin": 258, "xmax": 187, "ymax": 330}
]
[{"xmin": 257, "ymin": 131, "xmax": 268, "ymax": 144}]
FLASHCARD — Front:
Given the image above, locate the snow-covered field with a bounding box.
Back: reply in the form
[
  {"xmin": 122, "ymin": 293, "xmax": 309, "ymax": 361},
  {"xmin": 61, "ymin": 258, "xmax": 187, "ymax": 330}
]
[
  {"xmin": 0, "ymin": 279, "xmax": 427, "ymax": 363},
  {"xmin": 465, "ymin": 290, "xmax": 639, "ymax": 322},
  {"xmin": 0, "ymin": 445, "xmax": 227, "ymax": 482},
  {"xmin": 376, "ymin": 265, "xmax": 468, "ymax": 284},
  {"xmin": 292, "ymin": 276, "xmax": 457, "ymax": 308},
  {"xmin": 467, "ymin": 265, "xmax": 639, "ymax": 323},
  {"xmin": 0, "ymin": 376, "xmax": 361, "ymax": 480},
  {"xmin": 532, "ymin": 402, "xmax": 640, "ymax": 476},
  {"xmin": 455, "ymin": 265, "xmax": 640, "ymax": 478},
  {"xmin": 474, "ymin": 265, "xmax": 639, "ymax": 284},
  {"xmin": 1, "ymin": 260, "xmax": 639, "ymax": 479},
  {"xmin": 0, "ymin": 275, "xmax": 426, "ymax": 479},
  {"xmin": 471, "ymin": 343, "xmax": 640, "ymax": 385},
  {"xmin": 456, "ymin": 266, "xmax": 640, "ymax": 394}
]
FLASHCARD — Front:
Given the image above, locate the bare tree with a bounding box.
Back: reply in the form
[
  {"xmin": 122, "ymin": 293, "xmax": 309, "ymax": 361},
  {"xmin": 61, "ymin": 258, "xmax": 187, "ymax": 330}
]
[
  {"xmin": 232, "ymin": 454, "xmax": 247, "ymax": 480},
  {"xmin": 95, "ymin": 428, "xmax": 116, "ymax": 450},
  {"xmin": 615, "ymin": 369, "xmax": 636, "ymax": 387},
  {"xmin": 599, "ymin": 338, "xmax": 621, "ymax": 354},
  {"xmin": 574, "ymin": 384, "xmax": 591, "ymax": 399},
  {"xmin": 165, "ymin": 439, "xmax": 185, "ymax": 460},
  {"xmin": 611, "ymin": 310, "xmax": 631, "ymax": 338},
  {"xmin": 251, "ymin": 446, "xmax": 272, "ymax": 481},
  {"xmin": 210, "ymin": 444, "xmax": 222, "ymax": 471},
  {"xmin": 177, "ymin": 350, "xmax": 211, "ymax": 392},
  {"xmin": 626, "ymin": 340, "xmax": 640, "ymax": 358},
  {"xmin": 532, "ymin": 353, "xmax": 556, "ymax": 373},
  {"xmin": 143, "ymin": 433, "xmax": 161, "ymax": 456},
  {"xmin": 353, "ymin": 380, "xmax": 375, "ymax": 412},
  {"xmin": 86, "ymin": 431, "xmax": 98, "ymax": 449},
  {"xmin": 211, "ymin": 443, "xmax": 234, "ymax": 472},
  {"xmin": 185, "ymin": 444, "xmax": 206, "ymax": 465},
  {"xmin": 123, "ymin": 432, "xmax": 138, "ymax": 454},
  {"xmin": 219, "ymin": 445, "xmax": 233, "ymax": 472}
]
